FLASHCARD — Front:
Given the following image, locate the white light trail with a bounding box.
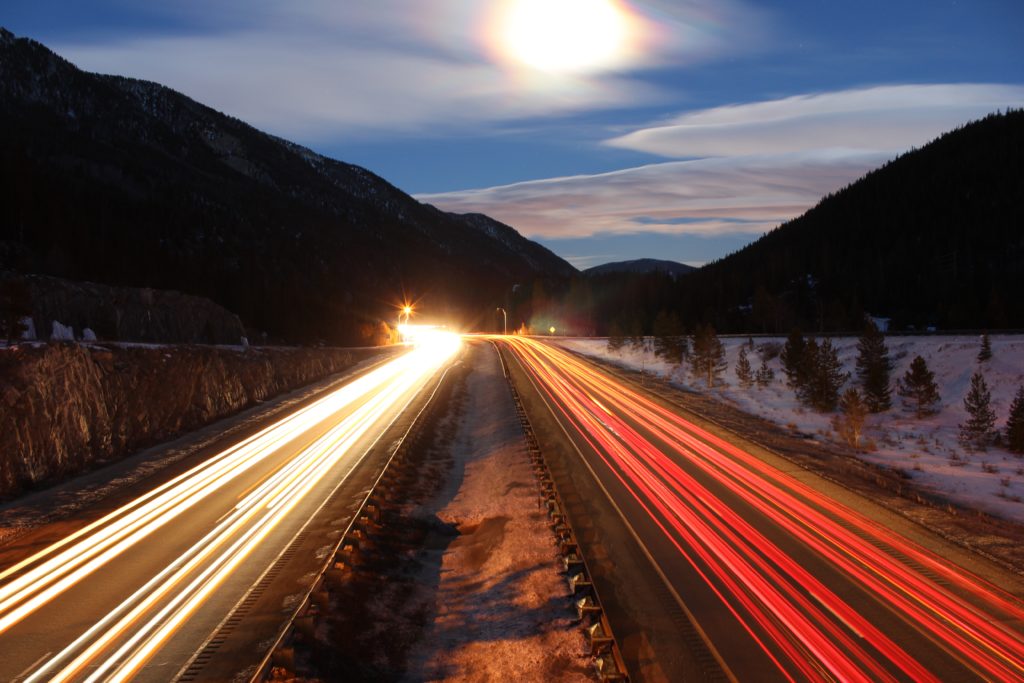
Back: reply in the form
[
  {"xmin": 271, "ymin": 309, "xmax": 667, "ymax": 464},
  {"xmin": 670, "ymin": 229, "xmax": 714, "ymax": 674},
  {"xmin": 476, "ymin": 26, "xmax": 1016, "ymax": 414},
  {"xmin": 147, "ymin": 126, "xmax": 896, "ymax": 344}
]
[{"xmin": 2, "ymin": 331, "xmax": 461, "ymax": 682}]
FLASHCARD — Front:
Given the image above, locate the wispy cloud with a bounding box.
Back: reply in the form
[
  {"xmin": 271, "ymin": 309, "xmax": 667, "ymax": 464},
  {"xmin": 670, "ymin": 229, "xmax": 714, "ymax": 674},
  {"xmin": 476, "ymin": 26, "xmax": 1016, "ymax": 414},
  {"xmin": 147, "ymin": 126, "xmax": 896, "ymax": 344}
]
[
  {"xmin": 606, "ymin": 84, "xmax": 1024, "ymax": 157},
  {"xmin": 418, "ymin": 149, "xmax": 889, "ymax": 239},
  {"xmin": 51, "ymin": 0, "xmax": 758, "ymax": 140},
  {"xmin": 59, "ymin": 33, "xmax": 664, "ymax": 139},
  {"xmin": 421, "ymin": 83, "xmax": 1022, "ymax": 242}
]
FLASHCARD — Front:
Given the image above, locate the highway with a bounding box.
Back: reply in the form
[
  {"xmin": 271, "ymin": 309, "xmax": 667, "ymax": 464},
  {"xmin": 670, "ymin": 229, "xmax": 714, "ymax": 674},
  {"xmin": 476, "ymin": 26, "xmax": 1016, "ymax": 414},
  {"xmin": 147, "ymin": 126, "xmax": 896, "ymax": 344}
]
[
  {"xmin": 500, "ymin": 336, "xmax": 1024, "ymax": 682},
  {"xmin": 0, "ymin": 331, "xmax": 460, "ymax": 683}
]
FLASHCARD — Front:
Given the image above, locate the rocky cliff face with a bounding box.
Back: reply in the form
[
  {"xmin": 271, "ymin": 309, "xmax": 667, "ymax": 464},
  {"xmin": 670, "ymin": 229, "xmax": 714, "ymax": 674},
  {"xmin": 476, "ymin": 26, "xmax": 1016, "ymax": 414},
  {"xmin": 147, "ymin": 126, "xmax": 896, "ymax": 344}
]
[{"xmin": 0, "ymin": 343, "xmax": 385, "ymax": 497}]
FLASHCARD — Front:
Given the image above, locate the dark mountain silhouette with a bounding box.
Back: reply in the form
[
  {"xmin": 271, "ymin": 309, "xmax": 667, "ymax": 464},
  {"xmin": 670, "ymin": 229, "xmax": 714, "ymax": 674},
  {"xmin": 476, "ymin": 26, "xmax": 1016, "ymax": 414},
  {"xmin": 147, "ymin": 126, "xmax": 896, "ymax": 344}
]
[
  {"xmin": 573, "ymin": 110, "xmax": 1023, "ymax": 335},
  {"xmin": 584, "ymin": 258, "xmax": 696, "ymax": 278},
  {"xmin": 0, "ymin": 28, "xmax": 575, "ymax": 344}
]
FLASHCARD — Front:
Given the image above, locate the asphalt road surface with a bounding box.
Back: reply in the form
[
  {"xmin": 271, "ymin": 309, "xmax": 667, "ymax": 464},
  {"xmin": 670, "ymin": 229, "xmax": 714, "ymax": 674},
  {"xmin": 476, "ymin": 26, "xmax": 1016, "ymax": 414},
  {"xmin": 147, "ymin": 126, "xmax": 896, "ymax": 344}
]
[
  {"xmin": 0, "ymin": 333, "xmax": 460, "ymax": 682},
  {"xmin": 500, "ymin": 336, "xmax": 1024, "ymax": 682}
]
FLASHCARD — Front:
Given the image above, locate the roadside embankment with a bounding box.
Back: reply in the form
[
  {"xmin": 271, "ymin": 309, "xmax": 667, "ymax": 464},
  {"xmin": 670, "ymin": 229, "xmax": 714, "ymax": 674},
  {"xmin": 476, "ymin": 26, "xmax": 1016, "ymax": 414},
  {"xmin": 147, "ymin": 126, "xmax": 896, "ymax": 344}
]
[{"xmin": 0, "ymin": 342, "xmax": 390, "ymax": 497}]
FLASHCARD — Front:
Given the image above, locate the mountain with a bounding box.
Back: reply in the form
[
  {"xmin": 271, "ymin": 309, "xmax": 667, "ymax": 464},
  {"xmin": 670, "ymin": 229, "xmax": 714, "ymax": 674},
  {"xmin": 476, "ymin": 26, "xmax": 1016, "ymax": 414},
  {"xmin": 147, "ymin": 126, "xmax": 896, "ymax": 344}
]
[
  {"xmin": 584, "ymin": 258, "xmax": 696, "ymax": 278},
  {"xmin": 580, "ymin": 110, "xmax": 1023, "ymax": 335},
  {"xmin": 0, "ymin": 28, "xmax": 575, "ymax": 344},
  {"xmin": 687, "ymin": 109, "xmax": 1024, "ymax": 332}
]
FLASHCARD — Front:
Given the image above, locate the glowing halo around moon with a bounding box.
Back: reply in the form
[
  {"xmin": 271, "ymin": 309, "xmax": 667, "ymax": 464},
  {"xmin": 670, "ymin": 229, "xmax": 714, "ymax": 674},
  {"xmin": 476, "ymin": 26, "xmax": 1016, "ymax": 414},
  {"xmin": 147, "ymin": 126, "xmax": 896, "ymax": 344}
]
[{"xmin": 490, "ymin": 0, "xmax": 640, "ymax": 74}]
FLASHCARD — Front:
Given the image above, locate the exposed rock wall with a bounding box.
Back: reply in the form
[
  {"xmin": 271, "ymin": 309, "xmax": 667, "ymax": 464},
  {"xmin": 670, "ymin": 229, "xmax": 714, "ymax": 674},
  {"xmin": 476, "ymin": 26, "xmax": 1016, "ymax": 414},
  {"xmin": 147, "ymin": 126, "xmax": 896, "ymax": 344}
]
[{"xmin": 0, "ymin": 343, "xmax": 384, "ymax": 497}]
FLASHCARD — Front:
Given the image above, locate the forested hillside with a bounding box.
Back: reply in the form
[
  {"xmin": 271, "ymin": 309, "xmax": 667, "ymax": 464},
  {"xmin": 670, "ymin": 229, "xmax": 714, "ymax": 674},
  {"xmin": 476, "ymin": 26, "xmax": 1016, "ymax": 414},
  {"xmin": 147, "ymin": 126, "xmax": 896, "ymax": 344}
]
[
  {"xmin": 675, "ymin": 110, "xmax": 1024, "ymax": 332},
  {"xmin": 542, "ymin": 110, "xmax": 1023, "ymax": 335},
  {"xmin": 0, "ymin": 28, "xmax": 574, "ymax": 344}
]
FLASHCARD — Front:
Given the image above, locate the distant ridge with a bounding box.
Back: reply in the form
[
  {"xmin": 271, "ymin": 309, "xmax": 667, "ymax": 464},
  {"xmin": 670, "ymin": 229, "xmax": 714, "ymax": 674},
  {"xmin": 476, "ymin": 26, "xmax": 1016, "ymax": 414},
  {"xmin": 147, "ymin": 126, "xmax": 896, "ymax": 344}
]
[{"xmin": 584, "ymin": 258, "xmax": 696, "ymax": 278}]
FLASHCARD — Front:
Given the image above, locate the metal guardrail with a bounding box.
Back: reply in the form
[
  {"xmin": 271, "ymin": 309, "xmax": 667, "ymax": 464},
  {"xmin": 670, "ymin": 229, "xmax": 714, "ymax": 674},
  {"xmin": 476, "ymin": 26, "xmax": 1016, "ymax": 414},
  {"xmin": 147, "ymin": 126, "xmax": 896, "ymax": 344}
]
[
  {"xmin": 582, "ymin": 330, "xmax": 1024, "ymax": 340},
  {"xmin": 494, "ymin": 341, "xmax": 630, "ymax": 682},
  {"xmin": 246, "ymin": 361, "xmax": 458, "ymax": 682}
]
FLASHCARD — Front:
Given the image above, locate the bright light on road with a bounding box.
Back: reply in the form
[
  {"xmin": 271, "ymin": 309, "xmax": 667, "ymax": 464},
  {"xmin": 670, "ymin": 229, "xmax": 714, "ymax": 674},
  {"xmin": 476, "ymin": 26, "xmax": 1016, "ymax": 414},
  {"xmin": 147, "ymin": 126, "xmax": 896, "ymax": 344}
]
[{"xmin": 397, "ymin": 324, "xmax": 459, "ymax": 350}]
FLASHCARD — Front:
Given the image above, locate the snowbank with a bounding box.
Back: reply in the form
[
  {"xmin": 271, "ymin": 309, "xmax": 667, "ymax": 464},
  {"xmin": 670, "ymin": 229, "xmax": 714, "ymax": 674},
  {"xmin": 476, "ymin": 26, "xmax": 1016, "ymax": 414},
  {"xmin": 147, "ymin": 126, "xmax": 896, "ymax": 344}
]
[{"xmin": 558, "ymin": 335, "xmax": 1024, "ymax": 523}]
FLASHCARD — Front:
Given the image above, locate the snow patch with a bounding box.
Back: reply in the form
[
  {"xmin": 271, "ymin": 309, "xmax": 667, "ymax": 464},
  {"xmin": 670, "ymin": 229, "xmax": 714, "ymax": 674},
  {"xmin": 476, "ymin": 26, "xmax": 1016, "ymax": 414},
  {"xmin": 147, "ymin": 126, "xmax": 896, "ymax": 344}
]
[
  {"xmin": 50, "ymin": 320, "xmax": 74, "ymax": 341},
  {"xmin": 19, "ymin": 316, "xmax": 36, "ymax": 341}
]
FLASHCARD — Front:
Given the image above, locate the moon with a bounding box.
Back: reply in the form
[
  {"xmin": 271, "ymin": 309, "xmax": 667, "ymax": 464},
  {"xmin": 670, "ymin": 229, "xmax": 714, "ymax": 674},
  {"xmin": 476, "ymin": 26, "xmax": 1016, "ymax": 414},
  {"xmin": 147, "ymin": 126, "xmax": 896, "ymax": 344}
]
[{"xmin": 496, "ymin": 0, "xmax": 633, "ymax": 74}]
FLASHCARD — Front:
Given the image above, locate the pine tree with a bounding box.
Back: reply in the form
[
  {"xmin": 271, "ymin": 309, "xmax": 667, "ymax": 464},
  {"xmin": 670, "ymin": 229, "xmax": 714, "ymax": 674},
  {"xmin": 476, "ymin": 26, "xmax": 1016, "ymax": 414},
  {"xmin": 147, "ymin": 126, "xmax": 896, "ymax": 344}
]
[
  {"xmin": 755, "ymin": 358, "xmax": 775, "ymax": 388},
  {"xmin": 1006, "ymin": 386, "xmax": 1024, "ymax": 454},
  {"xmin": 607, "ymin": 320, "xmax": 626, "ymax": 354},
  {"xmin": 794, "ymin": 338, "xmax": 819, "ymax": 406},
  {"xmin": 819, "ymin": 339, "xmax": 848, "ymax": 411},
  {"xmin": 959, "ymin": 372, "xmax": 996, "ymax": 450},
  {"xmin": 627, "ymin": 318, "xmax": 645, "ymax": 351},
  {"xmin": 978, "ymin": 333, "xmax": 993, "ymax": 362},
  {"xmin": 652, "ymin": 310, "xmax": 685, "ymax": 364},
  {"xmin": 781, "ymin": 329, "xmax": 806, "ymax": 388},
  {"xmin": 833, "ymin": 388, "xmax": 868, "ymax": 448},
  {"xmin": 897, "ymin": 355, "xmax": 941, "ymax": 417},
  {"xmin": 689, "ymin": 323, "xmax": 726, "ymax": 388},
  {"xmin": 856, "ymin": 319, "xmax": 892, "ymax": 412},
  {"xmin": 802, "ymin": 338, "xmax": 847, "ymax": 412},
  {"xmin": 747, "ymin": 336, "xmax": 756, "ymax": 350},
  {"xmin": 735, "ymin": 346, "xmax": 753, "ymax": 388}
]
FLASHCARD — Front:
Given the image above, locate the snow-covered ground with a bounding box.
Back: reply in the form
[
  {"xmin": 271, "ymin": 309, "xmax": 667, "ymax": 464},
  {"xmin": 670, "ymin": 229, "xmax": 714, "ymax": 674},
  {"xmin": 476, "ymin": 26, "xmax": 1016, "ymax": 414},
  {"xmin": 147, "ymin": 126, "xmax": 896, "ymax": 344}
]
[
  {"xmin": 558, "ymin": 335, "xmax": 1024, "ymax": 524},
  {"xmin": 400, "ymin": 342, "xmax": 588, "ymax": 680}
]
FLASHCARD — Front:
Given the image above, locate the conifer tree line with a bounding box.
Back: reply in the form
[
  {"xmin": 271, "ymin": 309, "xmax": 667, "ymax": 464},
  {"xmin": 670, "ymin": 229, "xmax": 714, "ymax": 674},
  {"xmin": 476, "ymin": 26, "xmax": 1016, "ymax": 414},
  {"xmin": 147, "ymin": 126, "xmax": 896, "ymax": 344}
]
[{"xmin": 605, "ymin": 313, "xmax": 1024, "ymax": 455}]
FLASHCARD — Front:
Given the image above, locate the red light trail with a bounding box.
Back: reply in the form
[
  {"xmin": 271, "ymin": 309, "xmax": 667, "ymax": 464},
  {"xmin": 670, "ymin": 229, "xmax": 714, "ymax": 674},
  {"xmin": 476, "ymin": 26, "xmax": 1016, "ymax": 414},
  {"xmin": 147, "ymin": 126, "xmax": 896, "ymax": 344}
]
[{"xmin": 500, "ymin": 336, "xmax": 1024, "ymax": 682}]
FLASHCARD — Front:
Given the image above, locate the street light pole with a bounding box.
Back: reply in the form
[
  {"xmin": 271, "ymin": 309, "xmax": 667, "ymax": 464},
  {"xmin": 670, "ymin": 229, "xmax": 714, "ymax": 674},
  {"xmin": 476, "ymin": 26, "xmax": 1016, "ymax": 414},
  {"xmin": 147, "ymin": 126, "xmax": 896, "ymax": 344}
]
[
  {"xmin": 398, "ymin": 305, "xmax": 412, "ymax": 342},
  {"xmin": 496, "ymin": 307, "xmax": 507, "ymax": 335}
]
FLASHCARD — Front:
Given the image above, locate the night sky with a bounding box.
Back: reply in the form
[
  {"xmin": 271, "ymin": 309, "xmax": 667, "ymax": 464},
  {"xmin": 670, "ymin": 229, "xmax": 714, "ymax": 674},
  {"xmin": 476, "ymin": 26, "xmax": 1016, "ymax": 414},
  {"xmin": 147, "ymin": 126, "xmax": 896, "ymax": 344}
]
[{"xmin": 5, "ymin": 0, "xmax": 1023, "ymax": 268}]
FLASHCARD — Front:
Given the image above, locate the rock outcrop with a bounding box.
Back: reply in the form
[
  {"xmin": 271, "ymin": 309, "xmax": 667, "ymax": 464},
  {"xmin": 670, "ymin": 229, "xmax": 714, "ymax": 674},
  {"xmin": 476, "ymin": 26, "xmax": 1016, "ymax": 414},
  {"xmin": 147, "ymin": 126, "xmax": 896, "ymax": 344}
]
[{"xmin": 0, "ymin": 343, "xmax": 386, "ymax": 497}]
